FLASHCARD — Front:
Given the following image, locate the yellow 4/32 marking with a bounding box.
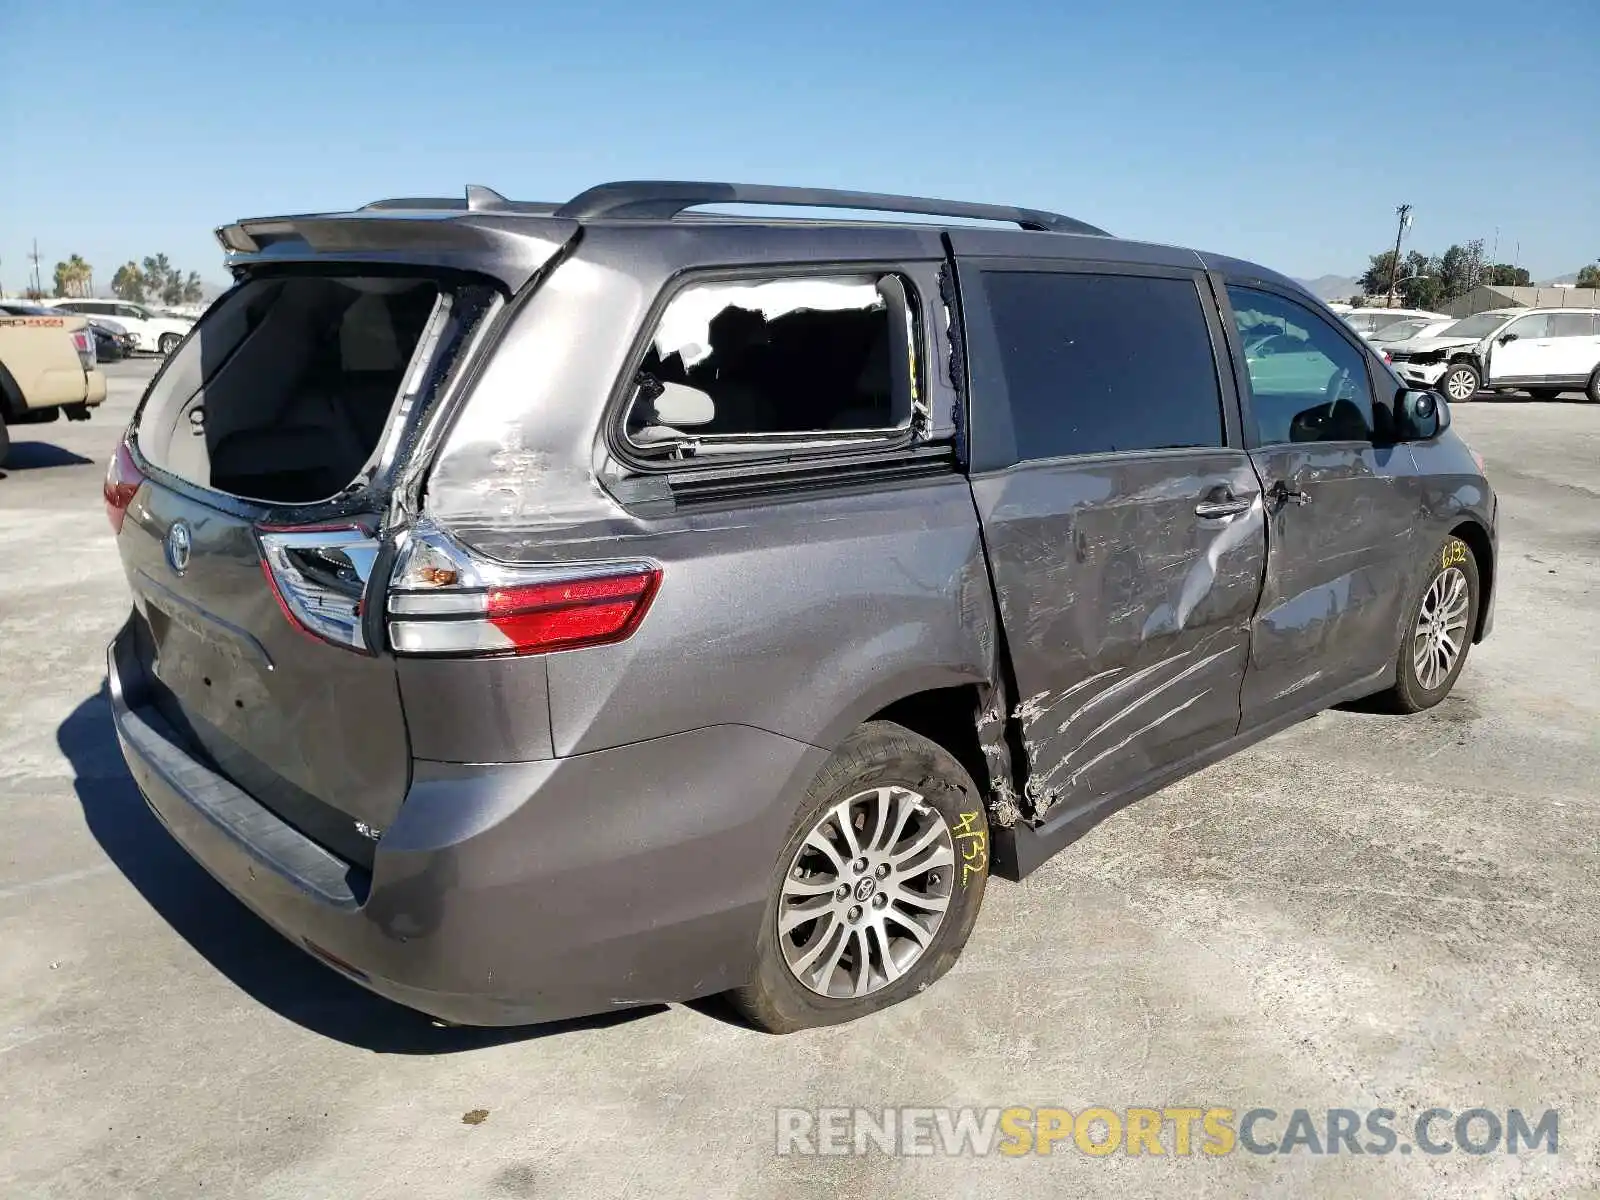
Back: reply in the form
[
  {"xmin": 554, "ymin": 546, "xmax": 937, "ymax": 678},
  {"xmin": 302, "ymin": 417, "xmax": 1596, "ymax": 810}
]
[
  {"xmin": 1441, "ymin": 542, "xmax": 1467, "ymax": 570},
  {"xmin": 952, "ymin": 810, "xmax": 987, "ymax": 888}
]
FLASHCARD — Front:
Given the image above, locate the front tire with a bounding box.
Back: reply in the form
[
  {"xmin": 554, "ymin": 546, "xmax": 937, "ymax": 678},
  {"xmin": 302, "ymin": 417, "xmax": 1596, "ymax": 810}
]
[
  {"xmin": 158, "ymin": 332, "xmax": 182, "ymax": 356},
  {"xmin": 729, "ymin": 721, "xmax": 990, "ymax": 1033},
  {"xmin": 1381, "ymin": 534, "xmax": 1480, "ymax": 713},
  {"xmin": 1585, "ymin": 368, "xmax": 1600, "ymax": 404},
  {"xmin": 1441, "ymin": 362, "xmax": 1480, "ymax": 402}
]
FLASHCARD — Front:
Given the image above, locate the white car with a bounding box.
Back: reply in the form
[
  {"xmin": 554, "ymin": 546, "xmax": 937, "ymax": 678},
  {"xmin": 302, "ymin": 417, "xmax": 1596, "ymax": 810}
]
[
  {"xmin": 1343, "ymin": 307, "xmax": 1453, "ymax": 340},
  {"xmin": 44, "ymin": 299, "xmax": 194, "ymax": 356},
  {"xmin": 1384, "ymin": 308, "xmax": 1600, "ymax": 402},
  {"xmin": 1368, "ymin": 316, "xmax": 1455, "ymax": 346}
]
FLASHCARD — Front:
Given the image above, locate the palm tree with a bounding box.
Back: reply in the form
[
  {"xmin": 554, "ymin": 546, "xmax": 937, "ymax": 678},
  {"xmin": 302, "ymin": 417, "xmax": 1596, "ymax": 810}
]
[
  {"xmin": 142, "ymin": 254, "xmax": 174, "ymax": 302},
  {"xmin": 111, "ymin": 262, "xmax": 145, "ymax": 302}
]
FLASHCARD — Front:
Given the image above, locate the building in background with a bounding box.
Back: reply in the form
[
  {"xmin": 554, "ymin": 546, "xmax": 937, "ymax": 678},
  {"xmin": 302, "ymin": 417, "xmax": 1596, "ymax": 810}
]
[{"xmin": 1444, "ymin": 285, "xmax": 1600, "ymax": 317}]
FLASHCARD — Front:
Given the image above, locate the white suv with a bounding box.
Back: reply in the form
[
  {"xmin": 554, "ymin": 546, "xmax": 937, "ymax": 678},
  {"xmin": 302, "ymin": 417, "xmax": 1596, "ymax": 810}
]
[
  {"xmin": 44, "ymin": 299, "xmax": 194, "ymax": 356},
  {"xmin": 1384, "ymin": 308, "xmax": 1600, "ymax": 402}
]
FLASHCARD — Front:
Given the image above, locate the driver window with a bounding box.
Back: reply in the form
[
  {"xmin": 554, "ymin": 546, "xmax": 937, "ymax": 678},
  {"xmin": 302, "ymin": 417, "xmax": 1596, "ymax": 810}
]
[
  {"xmin": 1501, "ymin": 314, "xmax": 1549, "ymax": 341},
  {"xmin": 1227, "ymin": 286, "xmax": 1375, "ymax": 445}
]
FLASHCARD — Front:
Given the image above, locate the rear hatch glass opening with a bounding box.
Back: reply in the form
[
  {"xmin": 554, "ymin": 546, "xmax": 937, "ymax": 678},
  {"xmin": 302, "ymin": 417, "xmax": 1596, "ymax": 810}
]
[{"xmin": 133, "ymin": 271, "xmax": 501, "ymax": 508}]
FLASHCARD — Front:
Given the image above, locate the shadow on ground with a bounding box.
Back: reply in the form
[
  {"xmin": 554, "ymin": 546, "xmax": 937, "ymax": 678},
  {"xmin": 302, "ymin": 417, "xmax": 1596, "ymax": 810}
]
[
  {"xmin": 1, "ymin": 442, "xmax": 94, "ymax": 472},
  {"xmin": 59, "ymin": 683, "xmax": 665, "ymax": 1053}
]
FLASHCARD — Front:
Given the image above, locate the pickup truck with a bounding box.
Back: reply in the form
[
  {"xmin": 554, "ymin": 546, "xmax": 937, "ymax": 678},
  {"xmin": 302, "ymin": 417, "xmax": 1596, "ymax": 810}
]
[{"xmin": 0, "ymin": 304, "xmax": 108, "ymax": 465}]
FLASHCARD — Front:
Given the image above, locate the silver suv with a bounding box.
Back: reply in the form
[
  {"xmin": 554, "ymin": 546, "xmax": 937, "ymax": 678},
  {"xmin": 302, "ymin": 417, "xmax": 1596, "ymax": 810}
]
[{"xmin": 106, "ymin": 181, "xmax": 1498, "ymax": 1032}]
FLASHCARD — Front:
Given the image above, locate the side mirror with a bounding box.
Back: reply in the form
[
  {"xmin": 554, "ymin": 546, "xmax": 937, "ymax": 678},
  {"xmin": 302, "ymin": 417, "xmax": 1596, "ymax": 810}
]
[
  {"xmin": 1498, "ymin": 332, "xmax": 1518, "ymax": 344},
  {"xmin": 1397, "ymin": 388, "xmax": 1449, "ymax": 441}
]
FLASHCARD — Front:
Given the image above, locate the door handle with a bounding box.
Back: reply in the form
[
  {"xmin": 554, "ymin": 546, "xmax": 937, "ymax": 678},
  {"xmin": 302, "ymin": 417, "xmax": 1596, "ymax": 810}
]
[
  {"xmin": 1194, "ymin": 496, "xmax": 1255, "ymax": 519},
  {"xmin": 1269, "ymin": 481, "xmax": 1312, "ymax": 507}
]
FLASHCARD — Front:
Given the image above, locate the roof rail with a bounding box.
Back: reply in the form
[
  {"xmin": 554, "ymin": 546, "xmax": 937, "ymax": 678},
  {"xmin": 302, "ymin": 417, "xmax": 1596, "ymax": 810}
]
[
  {"xmin": 361, "ymin": 185, "xmax": 557, "ymax": 215},
  {"xmin": 553, "ymin": 180, "xmax": 1109, "ymax": 236}
]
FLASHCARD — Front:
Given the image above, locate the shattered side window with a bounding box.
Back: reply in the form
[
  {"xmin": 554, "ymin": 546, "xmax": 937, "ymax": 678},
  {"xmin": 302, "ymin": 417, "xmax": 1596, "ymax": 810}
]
[{"xmin": 622, "ymin": 274, "xmax": 918, "ymax": 457}]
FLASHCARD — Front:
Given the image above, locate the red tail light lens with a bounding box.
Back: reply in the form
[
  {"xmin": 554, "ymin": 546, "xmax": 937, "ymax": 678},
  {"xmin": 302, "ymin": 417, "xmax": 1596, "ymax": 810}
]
[
  {"xmin": 386, "ymin": 528, "xmax": 660, "ymax": 657},
  {"xmin": 485, "ymin": 572, "xmax": 660, "ymax": 654},
  {"xmin": 103, "ymin": 437, "xmax": 144, "ymax": 533}
]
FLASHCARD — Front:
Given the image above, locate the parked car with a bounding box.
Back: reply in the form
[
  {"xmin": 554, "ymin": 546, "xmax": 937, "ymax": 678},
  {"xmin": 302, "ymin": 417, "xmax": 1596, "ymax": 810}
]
[
  {"xmin": 105, "ymin": 180, "xmax": 1498, "ymax": 1032},
  {"xmin": 1384, "ymin": 308, "xmax": 1600, "ymax": 401},
  {"xmin": 44, "ymin": 298, "xmax": 193, "ymax": 355},
  {"xmin": 86, "ymin": 317, "xmax": 137, "ymax": 362},
  {"xmin": 0, "ymin": 303, "xmax": 107, "ymax": 465},
  {"xmin": 1368, "ymin": 316, "xmax": 1455, "ymax": 347},
  {"xmin": 1343, "ymin": 307, "xmax": 1452, "ymax": 340}
]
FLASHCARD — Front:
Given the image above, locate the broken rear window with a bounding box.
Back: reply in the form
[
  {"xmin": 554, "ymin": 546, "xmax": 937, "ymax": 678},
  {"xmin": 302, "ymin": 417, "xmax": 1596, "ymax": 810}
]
[
  {"xmin": 621, "ymin": 273, "xmax": 919, "ymax": 459},
  {"xmin": 135, "ymin": 274, "xmax": 496, "ymax": 505}
]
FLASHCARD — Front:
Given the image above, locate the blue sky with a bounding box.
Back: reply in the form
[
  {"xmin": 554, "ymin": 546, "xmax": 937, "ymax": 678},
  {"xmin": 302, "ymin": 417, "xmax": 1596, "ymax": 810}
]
[{"xmin": 3, "ymin": 0, "xmax": 1596, "ymax": 293}]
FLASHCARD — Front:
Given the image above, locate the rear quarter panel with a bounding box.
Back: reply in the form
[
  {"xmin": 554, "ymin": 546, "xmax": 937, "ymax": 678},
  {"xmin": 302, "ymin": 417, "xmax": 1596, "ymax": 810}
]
[{"xmin": 423, "ymin": 222, "xmax": 997, "ymax": 757}]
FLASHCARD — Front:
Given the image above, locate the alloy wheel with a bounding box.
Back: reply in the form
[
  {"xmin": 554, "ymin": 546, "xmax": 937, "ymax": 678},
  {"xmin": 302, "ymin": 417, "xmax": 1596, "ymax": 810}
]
[
  {"xmin": 1444, "ymin": 367, "xmax": 1477, "ymax": 402},
  {"xmin": 778, "ymin": 786, "xmax": 954, "ymax": 998},
  {"xmin": 1413, "ymin": 566, "xmax": 1470, "ymax": 690}
]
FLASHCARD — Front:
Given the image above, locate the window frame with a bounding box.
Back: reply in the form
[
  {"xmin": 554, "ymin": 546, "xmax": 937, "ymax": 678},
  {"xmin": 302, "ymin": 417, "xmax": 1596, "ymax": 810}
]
[
  {"xmin": 958, "ymin": 257, "xmax": 1245, "ymax": 474},
  {"xmin": 1211, "ymin": 277, "xmax": 1390, "ymax": 451},
  {"xmin": 603, "ymin": 262, "xmax": 932, "ymax": 475}
]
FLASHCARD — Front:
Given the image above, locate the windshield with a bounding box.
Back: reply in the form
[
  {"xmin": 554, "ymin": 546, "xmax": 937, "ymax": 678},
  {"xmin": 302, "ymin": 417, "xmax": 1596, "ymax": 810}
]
[
  {"xmin": 1372, "ymin": 319, "xmax": 1427, "ymax": 343},
  {"xmin": 1439, "ymin": 313, "xmax": 1508, "ymax": 339}
]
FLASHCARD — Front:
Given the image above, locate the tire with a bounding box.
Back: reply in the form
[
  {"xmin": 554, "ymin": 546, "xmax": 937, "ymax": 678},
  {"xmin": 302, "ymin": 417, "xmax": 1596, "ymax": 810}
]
[
  {"xmin": 158, "ymin": 332, "xmax": 182, "ymax": 356},
  {"xmin": 1380, "ymin": 534, "xmax": 1481, "ymax": 714},
  {"xmin": 1441, "ymin": 362, "xmax": 1480, "ymax": 402},
  {"xmin": 1527, "ymin": 388, "xmax": 1562, "ymax": 401},
  {"xmin": 0, "ymin": 416, "xmax": 10, "ymax": 468},
  {"xmin": 728, "ymin": 720, "xmax": 990, "ymax": 1033},
  {"xmin": 1585, "ymin": 368, "xmax": 1600, "ymax": 404}
]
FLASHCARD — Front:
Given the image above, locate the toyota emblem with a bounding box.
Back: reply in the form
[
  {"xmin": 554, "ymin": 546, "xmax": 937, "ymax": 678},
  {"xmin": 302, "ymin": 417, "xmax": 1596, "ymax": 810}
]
[{"xmin": 165, "ymin": 521, "xmax": 192, "ymax": 575}]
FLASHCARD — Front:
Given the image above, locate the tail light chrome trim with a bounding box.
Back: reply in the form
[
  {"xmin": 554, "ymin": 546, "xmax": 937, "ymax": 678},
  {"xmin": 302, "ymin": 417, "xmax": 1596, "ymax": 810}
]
[
  {"xmin": 256, "ymin": 526, "xmax": 383, "ymax": 652},
  {"xmin": 386, "ymin": 526, "xmax": 660, "ymax": 657}
]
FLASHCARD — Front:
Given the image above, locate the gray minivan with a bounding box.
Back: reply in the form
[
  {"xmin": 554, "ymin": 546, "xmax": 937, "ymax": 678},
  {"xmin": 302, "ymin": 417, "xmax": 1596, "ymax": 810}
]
[{"xmin": 106, "ymin": 181, "xmax": 1497, "ymax": 1032}]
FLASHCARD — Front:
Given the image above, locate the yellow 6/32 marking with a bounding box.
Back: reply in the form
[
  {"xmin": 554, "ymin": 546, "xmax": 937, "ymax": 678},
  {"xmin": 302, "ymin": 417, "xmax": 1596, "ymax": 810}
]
[
  {"xmin": 952, "ymin": 810, "xmax": 987, "ymax": 888},
  {"xmin": 1441, "ymin": 542, "xmax": 1467, "ymax": 570}
]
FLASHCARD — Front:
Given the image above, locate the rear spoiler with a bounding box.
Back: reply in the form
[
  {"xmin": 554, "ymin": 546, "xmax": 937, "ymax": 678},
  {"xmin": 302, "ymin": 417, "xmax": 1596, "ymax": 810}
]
[{"xmin": 215, "ymin": 212, "xmax": 579, "ymax": 292}]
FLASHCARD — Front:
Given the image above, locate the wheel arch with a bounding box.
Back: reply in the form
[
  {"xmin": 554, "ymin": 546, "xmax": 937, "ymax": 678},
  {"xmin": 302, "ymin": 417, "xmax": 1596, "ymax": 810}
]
[{"xmin": 1449, "ymin": 517, "xmax": 1494, "ymax": 643}]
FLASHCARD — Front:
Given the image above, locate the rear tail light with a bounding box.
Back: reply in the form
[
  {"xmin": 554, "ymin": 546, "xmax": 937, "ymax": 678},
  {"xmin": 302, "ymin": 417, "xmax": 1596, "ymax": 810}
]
[
  {"xmin": 72, "ymin": 328, "xmax": 95, "ymax": 368},
  {"xmin": 257, "ymin": 525, "xmax": 382, "ymax": 652},
  {"xmin": 103, "ymin": 436, "xmax": 145, "ymax": 533},
  {"xmin": 386, "ymin": 527, "xmax": 660, "ymax": 657}
]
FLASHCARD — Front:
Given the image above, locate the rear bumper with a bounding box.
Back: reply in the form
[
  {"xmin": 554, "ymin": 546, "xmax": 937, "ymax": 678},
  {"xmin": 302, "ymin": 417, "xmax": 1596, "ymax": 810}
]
[
  {"xmin": 108, "ymin": 621, "xmax": 826, "ymax": 1026},
  {"xmin": 84, "ymin": 369, "xmax": 106, "ymax": 406}
]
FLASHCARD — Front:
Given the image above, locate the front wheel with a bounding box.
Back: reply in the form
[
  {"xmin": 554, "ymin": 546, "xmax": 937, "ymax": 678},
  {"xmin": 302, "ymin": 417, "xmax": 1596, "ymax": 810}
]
[
  {"xmin": 728, "ymin": 721, "xmax": 990, "ymax": 1033},
  {"xmin": 1381, "ymin": 535, "xmax": 1480, "ymax": 713},
  {"xmin": 158, "ymin": 332, "xmax": 182, "ymax": 356},
  {"xmin": 1441, "ymin": 362, "xmax": 1480, "ymax": 402},
  {"xmin": 1585, "ymin": 368, "xmax": 1600, "ymax": 404}
]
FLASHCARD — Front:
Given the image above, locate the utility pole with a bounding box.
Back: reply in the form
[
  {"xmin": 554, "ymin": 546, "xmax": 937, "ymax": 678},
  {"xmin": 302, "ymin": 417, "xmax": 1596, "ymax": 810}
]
[
  {"xmin": 1386, "ymin": 203, "xmax": 1413, "ymax": 308},
  {"xmin": 27, "ymin": 239, "xmax": 42, "ymax": 298}
]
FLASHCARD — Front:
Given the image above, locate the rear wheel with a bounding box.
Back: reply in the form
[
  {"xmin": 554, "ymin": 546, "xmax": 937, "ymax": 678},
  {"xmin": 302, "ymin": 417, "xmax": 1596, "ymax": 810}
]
[
  {"xmin": 1585, "ymin": 368, "xmax": 1600, "ymax": 404},
  {"xmin": 1380, "ymin": 534, "xmax": 1480, "ymax": 713},
  {"xmin": 1441, "ymin": 362, "xmax": 1480, "ymax": 402},
  {"xmin": 729, "ymin": 721, "xmax": 989, "ymax": 1033},
  {"xmin": 158, "ymin": 332, "xmax": 182, "ymax": 356}
]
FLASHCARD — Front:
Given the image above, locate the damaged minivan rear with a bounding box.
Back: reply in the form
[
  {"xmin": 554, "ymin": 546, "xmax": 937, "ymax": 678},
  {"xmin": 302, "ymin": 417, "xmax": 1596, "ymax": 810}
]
[{"xmin": 107, "ymin": 182, "xmax": 1496, "ymax": 1033}]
